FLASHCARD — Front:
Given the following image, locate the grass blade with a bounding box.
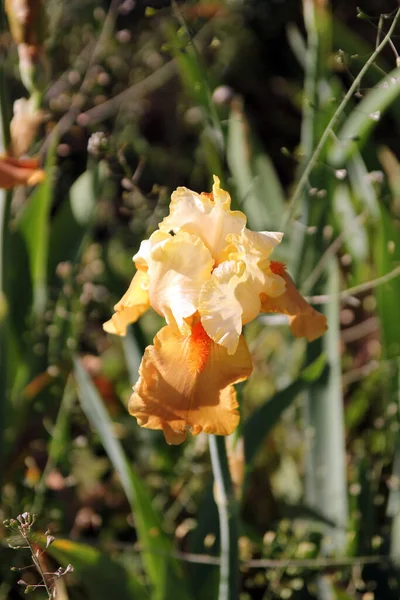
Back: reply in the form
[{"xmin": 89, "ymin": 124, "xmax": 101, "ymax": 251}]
[
  {"xmin": 243, "ymin": 353, "xmax": 326, "ymax": 466},
  {"xmin": 17, "ymin": 137, "xmax": 58, "ymax": 314},
  {"xmin": 329, "ymin": 66, "xmax": 400, "ymax": 166},
  {"xmin": 227, "ymin": 103, "xmax": 284, "ymax": 230},
  {"xmin": 375, "ymin": 205, "xmax": 400, "ymax": 563},
  {"xmin": 374, "ymin": 205, "xmax": 400, "ymax": 359},
  {"xmin": 244, "ymin": 379, "xmax": 306, "ymax": 466},
  {"xmin": 333, "ymin": 183, "xmax": 368, "ymax": 266},
  {"xmin": 304, "ymin": 259, "xmax": 348, "ymax": 553},
  {"xmin": 48, "ymin": 167, "xmax": 98, "ymax": 280},
  {"xmin": 347, "ymin": 151, "xmax": 380, "ymax": 221},
  {"xmin": 73, "ymin": 356, "xmax": 190, "ymax": 600}
]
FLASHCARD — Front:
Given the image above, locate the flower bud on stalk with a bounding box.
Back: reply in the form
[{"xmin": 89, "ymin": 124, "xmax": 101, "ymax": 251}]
[
  {"xmin": 5, "ymin": 0, "xmax": 48, "ymax": 93},
  {"xmin": 10, "ymin": 97, "xmax": 44, "ymax": 157}
]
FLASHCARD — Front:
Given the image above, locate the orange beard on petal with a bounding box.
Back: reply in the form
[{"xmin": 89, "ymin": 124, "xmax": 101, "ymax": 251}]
[
  {"xmin": 269, "ymin": 260, "xmax": 286, "ymax": 276},
  {"xmin": 188, "ymin": 321, "xmax": 212, "ymax": 372},
  {"xmin": 201, "ymin": 191, "xmax": 214, "ymax": 203},
  {"xmin": 128, "ymin": 323, "xmax": 253, "ymax": 444}
]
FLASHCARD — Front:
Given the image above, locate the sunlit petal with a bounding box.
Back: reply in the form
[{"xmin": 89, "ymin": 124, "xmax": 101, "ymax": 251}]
[
  {"xmin": 224, "ymin": 228, "xmax": 285, "ymax": 296},
  {"xmin": 160, "ymin": 175, "xmax": 246, "ymax": 263},
  {"xmin": 199, "ymin": 260, "xmax": 260, "ymax": 354},
  {"xmin": 103, "ymin": 270, "xmax": 150, "ymax": 336},
  {"xmin": 129, "ymin": 323, "xmax": 253, "ymax": 444},
  {"xmin": 260, "ymin": 263, "xmax": 328, "ymax": 341},
  {"xmin": 148, "ymin": 231, "xmax": 214, "ymax": 333},
  {"xmin": 133, "ymin": 230, "xmax": 171, "ymax": 270},
  {"xmin": 227, "ymin": 229, "xmax": 283, "ymax": 260}
]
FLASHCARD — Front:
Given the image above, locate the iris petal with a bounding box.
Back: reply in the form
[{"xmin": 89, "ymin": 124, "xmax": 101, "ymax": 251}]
[
  {"xmin": 199, "ymin": 261, "xmax": 244, "ymax": 354},
  {"xmin": 260, "ymin": 264, "xmax": 328, "ymax": 341},
  {"xmin": 129, "ymin": 323, "xmax": 253, "ymax": 444},
  {"xmin": 133, "ymin": 230, "xmax": 171, "ymax": 270},
  {"xmin": 199, "ymin": 260, "xmax": 261, "ymax": 355},
  {"xmin": 103, "ymin": 270, "xmax": 150, "ymax": 336},
  {"xmin": 225, "ymin": 228, "xmax": 286, "ymax": 296},
  {"xmin": 0, "ymin": 156, "xmax": 45, "ymax": 189},
  {"xmin": 159, "ymin": 175, "xmax": 246, "ymax": 263},
  {"xmin": 148, "ymin": 231, "xmax": 214, "ymax": 333}
]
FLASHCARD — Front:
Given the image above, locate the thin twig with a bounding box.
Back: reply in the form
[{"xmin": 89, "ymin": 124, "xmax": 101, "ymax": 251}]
[
  {"xmin": 77, "ymin": 59, "xmax": 178, "ymax": 126},
  {"xmin": 244, "ymin": 555, "xmax": 393, "ymax": 569},
  {"xmin": 32, "ymin": 376, "xmax": 75, "ymax": 515},
  {"xmin": 342, "ymin": 360, "xmax": 380, "ymax": 387},
  {"xmin": 171, "ymin": 0, "xmax": 223, "ymax": 139},
  {"xmin": 283, "ymin": 7, "xmax": 400, "ymax": 227},
  {"xmin": 341, "ymin": 316, "xmax": 378, "ymax": 344},
  {"xmin": 101, "ymin": 540, "xmax": 396, "ymax": 570},
  {"xmin": 25, "ymin": 537, "xmax": 53, "ymax": 599},
  {"xmin": 40, "ymin": 0, "xmax": 121, "ymax": 153},
  {"xmin": 308, "ymin": 265, "xmax": 400, "ymax": 304},
  {"xmin": 77, "ymin": 18, "xmax": 215, "ymax": 127},
  {"xmin": 45, "ymin": 40, "xmax": 96, "ymax": 100},
  {"xmin": 375, "ymin": 12, "xmax": 399, "ymax": 61},
  {"xmin": 301, "ymin": 213, "xmax": 367, "ymax": 294}
]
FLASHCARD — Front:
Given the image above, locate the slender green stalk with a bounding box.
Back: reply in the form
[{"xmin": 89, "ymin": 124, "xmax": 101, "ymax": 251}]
[
  {"xmin": 32, "ymin": 375, "xmax": 74, "ymax": 515},
  {"xmin": 171, "ymin": 0, "xmax": 224, "ymax": 145},
  {"xmin": 209, "ymin": 435, "xmax": 239, "ymax": 600},
  {"xmin": 290, "ymin": 0, "xmax": 320, "ymax": 281},
  {"xmin": 0, "ymin": 48, "xmax": 11, "ymax": 484},
  {"xmin": 283, "ymin": 6, "xmax": 400, "ymax": 226},
  {"xmin": 0, "ymin": 195, "xmax": 8, "ymax": 483},
  {"xmin": 301, "ymin": 0, "xmax": 319, "ymax": 160}
]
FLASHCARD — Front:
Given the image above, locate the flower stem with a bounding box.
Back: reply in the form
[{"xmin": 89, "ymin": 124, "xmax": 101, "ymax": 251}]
[
  {"xmin": 0, "ymin": 42, "xmax": 11, "ymax": 485},
  {"xmin": 209, "ymin": 435, "xmax": 239, "ymax": 600}
]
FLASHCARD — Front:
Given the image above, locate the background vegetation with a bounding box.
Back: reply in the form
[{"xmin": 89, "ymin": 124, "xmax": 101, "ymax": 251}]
[{"xmin": 1, "ymin": 0, "xmax": 400, "ymax": 598}]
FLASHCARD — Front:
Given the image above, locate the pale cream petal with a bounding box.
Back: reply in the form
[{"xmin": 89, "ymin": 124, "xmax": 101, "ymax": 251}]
[
  {"xmin": 261, "ymin": 271, "xmax": 287, "ymax": 297},
  {"xmin": 199, "ymin": 261, "xmax": 243, "ymax": 354},
  {"xmin": 133, "ymin": 230, "xmax": 171, "ymax": 270},
  {"xmin": 159, "ymin": 176, "xmax": 246, "ymax": 263},
  {"xmin": 235, "ymin": 277, "xmax": 262, "ymax": 324},
  {"xmin": 199, "ymin": 260, "xmax": 260, "ymax": 355},
  {"xmin": 103, "ymin": 270, "xmax": 150, "ymax": 336},
  {"xmin": 225, "ymin": 228, "xmax": 285, "ymax": 293},
  {"xmin": 227, "ymin": 229, "xmax": 284, "ymax": 258},
  {"xmin": 148, "ymin": 231, "xmax": 214, "ymax": 332},
  {"xmin": 129, "ymin": 323, "xmax": 253, "ymax": 444},
  {"xmin": 260, "ymin": 264, "xmax": 328, "ymax": 342}
]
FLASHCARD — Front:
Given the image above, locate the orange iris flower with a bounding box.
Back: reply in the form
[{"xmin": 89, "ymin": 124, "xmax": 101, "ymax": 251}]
[
  {"xmin": 104, "ymin": 177, "xmax": 327, "ymax": 444},
  {"xmin": 0, "ymin": 155, "xmax": 45, "ymax": 189}
]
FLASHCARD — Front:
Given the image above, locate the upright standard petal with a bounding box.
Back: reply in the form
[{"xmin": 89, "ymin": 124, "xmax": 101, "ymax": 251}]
[
  {"xmin": 103, "ymin": 270, "xmax": 150, "ymax": 336},
  {"xmin": 159, "ymin": 176, "xmax": 246, "ymax": 263},
  {"xmin": 147, "ymin": 231, "xmax": 214, "ymax": 333},
  {"xmin": 260, "ymin": 262, "xmax": 328, "ymax": 341},
  {"xmin": 199, "ymin": 260, "xmax": 261, "ymax": 355},
  {"xmin": 0, "ymin": 156, "xmax": 45, "ymax": 189},
  {"xmin": 224, "ymin": 228, "xmax": 286, "ymax": 296},
  {"xmin": 132, "ymin": 230, "xmax": 171, "ymax": 270},
  {"xmin": 129, "ymin": 322, "xmax": 253, "ymax": 444}
]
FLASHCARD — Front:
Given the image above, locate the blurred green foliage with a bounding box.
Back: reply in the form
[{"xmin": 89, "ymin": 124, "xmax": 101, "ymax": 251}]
[{"xmin": 1, "ymin": 0, "xmax": 400, "ymax": 599}]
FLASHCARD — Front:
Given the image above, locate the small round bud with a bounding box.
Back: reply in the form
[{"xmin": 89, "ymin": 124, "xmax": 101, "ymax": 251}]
[{"xmin": 212, "ymin": 85, "xmax": 234, "ymax": 105}]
